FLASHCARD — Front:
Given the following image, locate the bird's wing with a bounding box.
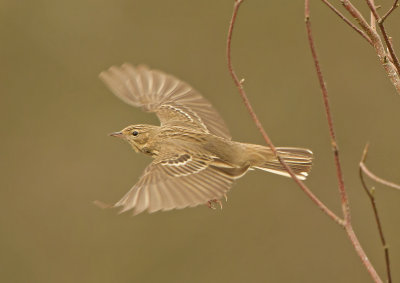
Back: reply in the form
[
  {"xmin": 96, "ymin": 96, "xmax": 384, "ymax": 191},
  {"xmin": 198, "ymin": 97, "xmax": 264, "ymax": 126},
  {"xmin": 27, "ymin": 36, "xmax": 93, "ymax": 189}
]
[
  {"xmin": 113, "ymin": 152, "xmax": 248, "ymax": 215},
  {"xmin": 99, "ymin": 63, "xmax": 231, "ymax": 139}
]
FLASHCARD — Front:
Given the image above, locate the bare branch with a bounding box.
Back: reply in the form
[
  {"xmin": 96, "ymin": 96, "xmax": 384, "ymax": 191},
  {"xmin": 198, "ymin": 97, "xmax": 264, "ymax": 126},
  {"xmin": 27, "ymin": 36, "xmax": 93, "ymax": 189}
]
[
  {"xmin": 381, "ymin": 0, "xmax": 399, "ymax": 23},
  {"xmin": 226, "ymin": 0, "xmax": 344, "ymax": 225},
  {"xmin": 320, "ymin": 0, "xmax": 372, "ymax": 45},
  {"xmin": 305, "ymin": 0, "xmax": 349, "ymax": 222},
  {"xmin": 360, "ymin": 164, "xmax": 400, "ymax": 191},
  {"xmin": 359, "ymin": 144, "xmax": 392, "ymax": 283},
  {"xmin": 370, "ymin": 0, "xmax": 377, "ymax": 31},
  {"xmin": 360, "ymin": 146, "xmax": 400, "ymax": 191},
  {"xmin": 339, "ymin": 0, "xmax": 400, "ymax": 94},
  {"xmin": 305, "ymin": 1, "xmax": 382, "ymax": 282},
  {"xmin": 366, "ymin": 0, "xmax": 400, "ymax": 76}
]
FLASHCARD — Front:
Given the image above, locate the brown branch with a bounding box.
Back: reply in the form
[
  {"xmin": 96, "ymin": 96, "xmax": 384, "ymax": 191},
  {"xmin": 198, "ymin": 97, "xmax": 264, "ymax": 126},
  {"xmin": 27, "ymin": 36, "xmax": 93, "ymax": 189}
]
[
  {"xmin": 339, "ymin": 0, "xmax": 400, "ymax": 94},
  {"xmin": 340, "ymin": 1, "xmax": 376, "ymax": 38},
  {"xmin": 366, "ymin": 0, "xmax": 400, "ymax": 76},
  {"xmin": 360, "ymin": 147, "xmax": 400, "ymax": 191},
  {"xmin": 359, "ymin": 144, "xmax": 392, "ymax": 283},
  {"xmin": 360, "ymin": 164, "xmax": 400, "ymax": 191},
  {"xmin": 381, "ymin": 0, "xmax": 399, "ymax": 23},
  {"xmin": 227, "ymin": 1, "xmax": 386, "ymax": 281},
  {"xmin": 305, "ymin": 1, "xmax": 382, "ymax": 282},
  {"xmin": 226, "ymin": 0, "xmax": 344, "ymax": 225},
  {"xmin": 305, "ymin": 0, "xmax": 349, "ymax": 222},
  {"xmin": 320, "ymin": 0, "xmax": 372, "ymax": 45},
  {"xmin": 370, "ymin": 0, "xmax": 377, "ymax": 32}
]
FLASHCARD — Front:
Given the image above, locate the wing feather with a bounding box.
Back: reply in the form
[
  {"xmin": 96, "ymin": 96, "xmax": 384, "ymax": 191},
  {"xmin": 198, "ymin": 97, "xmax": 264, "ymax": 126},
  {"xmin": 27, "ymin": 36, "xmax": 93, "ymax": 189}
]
[
  {"xmin": 113, "ymin": 152, "xmax": 248, "ymax": 215},
  {"xmin": 100, "ymin": 63, "xmax": 231, "ymax": 139}
]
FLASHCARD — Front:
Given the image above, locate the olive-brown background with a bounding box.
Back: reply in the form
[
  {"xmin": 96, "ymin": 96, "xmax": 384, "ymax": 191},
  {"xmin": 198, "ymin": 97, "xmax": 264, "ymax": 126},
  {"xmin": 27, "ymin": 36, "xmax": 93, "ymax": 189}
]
[{"xmin": 1, "ymin": 1, "xmax": 399, "ymax": 282}]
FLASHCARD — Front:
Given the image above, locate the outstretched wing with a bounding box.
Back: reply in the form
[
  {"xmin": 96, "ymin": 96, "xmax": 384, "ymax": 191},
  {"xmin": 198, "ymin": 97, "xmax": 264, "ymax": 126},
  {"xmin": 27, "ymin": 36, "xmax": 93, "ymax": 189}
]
[
  {"xmin": 100, "ymin": 63, "xmax": 231, "ymax": 139},
  {"xmin": 113, "ymin": 152, "xmax": 248, "ymax": 215}
]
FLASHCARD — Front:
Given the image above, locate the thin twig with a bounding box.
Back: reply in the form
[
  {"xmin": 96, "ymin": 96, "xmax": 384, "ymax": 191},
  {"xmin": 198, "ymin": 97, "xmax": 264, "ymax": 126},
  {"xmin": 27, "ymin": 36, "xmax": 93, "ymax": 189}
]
[
  {"xmin": 340, "ymin": 0, "xmax": 400, "ymax": 94},
  {"xmin": 381, "ymin": 0, "xmax": 399, "ymax": 22},
  {"xmin": 360, "ymin": 163, "xmax": 400, "ymax": 191},
  {"xmin": 360, "ymin": 149, "xmax": 400, "ymax": 191},
  {"xmin": 226, "ymin": 0, "xmax": 344, "ymax": 225},
  {"xmin": 370, "ymin": 0, "xmax": 377, "ymax": 31},
  {"xmin": 340, "ymin": 0, "xmax": 376, "ymax": 39},
  {"xmin": 366, "ymin": 0, "xmax": 400, "ymax": 76},
  {"xmin": 359, "ymin": 144, "xmax": 392, "ymax": 283},
  {"xmin": 305, "ymin": 1, "xmax": 382, "ymax": 282},
  {"xmin": 305, "ymin": 1, "xmax": 349, "ymax": 222},
  {"xmin": 320, "ymin": 0, "xmax": 372, "ymax": 45}
]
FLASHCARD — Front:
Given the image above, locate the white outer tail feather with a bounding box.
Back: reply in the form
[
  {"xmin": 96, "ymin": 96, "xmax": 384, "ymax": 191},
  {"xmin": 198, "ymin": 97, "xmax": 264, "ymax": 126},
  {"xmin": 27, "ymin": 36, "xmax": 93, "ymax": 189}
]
[{"xmin": 253, "ymin": 166, "xmax": 308, "ymax": 180}]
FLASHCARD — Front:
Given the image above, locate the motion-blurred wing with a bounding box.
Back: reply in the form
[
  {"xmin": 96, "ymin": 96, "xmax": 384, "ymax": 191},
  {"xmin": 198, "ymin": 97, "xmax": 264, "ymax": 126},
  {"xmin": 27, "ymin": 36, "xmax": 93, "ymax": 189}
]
[
  {"xmin": 100, "ymin": 64, "xmax": 231, "ymax": 139},
  {"xmin": 113, "ymin": 153, "xmax": 248, "ymax": 215}
]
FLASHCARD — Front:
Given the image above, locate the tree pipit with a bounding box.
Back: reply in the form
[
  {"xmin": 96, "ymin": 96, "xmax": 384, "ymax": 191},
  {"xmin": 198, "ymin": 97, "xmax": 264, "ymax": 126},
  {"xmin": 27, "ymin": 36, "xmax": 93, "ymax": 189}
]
[{"xmin": 99, "ymin": 64, "xmax": 313, "ymax": 215}]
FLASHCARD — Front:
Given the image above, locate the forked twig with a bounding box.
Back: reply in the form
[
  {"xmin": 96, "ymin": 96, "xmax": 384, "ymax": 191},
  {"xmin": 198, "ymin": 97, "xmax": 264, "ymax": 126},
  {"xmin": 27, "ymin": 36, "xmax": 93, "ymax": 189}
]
[
  {"xmin": 361, "ymin": 164, "xmax": 400, "ymax": 191},
  {"xmin": 339, "ymin": 0, "xmax": 400, "ymax": 94},
  {"xmin": 226, "ymin": 0, "xmax": 343, "ymax": 225},
  {"xmin": 370, "ymin": 0, "xmax": 377, "ymax": 32},
  {"xmin": 227, "ymin": 1, "xmax": 396, "ymax": 281},
  {"xmin": 304, "ymin": 1, "xmax": 382, "ymax": 282},
  {"xmin": 320, "ymin": 0, "xmax": 372, "ymax": 45},
  {"xmin": 360, "ymin": 146, "xmax": 400, "ymax": 191},
  {"xmin": 305, "ymin": 1, "xmax": 349, "ymax": 222},
  {"xmin": 359, "ymin": 144, "xmax": 392, "ymax": 283},
  {"xmin": 381, "ymin": 0, "xmax": 399, "ymax": 23},
  {"xmin": 366, "ymin": 0, "xmax": 400, "ymax": 76}
]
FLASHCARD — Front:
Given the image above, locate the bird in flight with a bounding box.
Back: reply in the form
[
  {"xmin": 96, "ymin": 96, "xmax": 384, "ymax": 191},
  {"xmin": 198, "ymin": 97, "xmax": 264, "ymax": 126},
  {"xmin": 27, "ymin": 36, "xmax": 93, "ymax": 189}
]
[{"xmin": 99, "ymin": 64, "xmax": 313, "ymax": 215}]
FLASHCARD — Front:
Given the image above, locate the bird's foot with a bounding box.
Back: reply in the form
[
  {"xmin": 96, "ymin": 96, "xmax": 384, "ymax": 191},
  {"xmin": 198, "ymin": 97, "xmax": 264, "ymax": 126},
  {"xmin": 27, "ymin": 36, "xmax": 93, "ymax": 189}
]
[{"xmin": 207, "ymin": 199, "xmax": 223, "ymax": 210}]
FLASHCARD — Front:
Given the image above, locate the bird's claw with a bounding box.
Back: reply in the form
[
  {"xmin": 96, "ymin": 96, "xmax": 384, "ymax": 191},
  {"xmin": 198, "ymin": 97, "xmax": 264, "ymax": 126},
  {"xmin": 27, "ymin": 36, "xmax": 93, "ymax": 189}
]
[{"xmin": 207, "ymin": 199, "xmax": 223, "ymax": 210}]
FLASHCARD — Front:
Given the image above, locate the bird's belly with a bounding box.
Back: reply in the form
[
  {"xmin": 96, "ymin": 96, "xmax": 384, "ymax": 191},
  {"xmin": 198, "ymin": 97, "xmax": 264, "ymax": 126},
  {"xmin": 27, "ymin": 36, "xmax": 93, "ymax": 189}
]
[{"xmin": 202, "ymin": 138, "xmax": 247, "ymax": 167}]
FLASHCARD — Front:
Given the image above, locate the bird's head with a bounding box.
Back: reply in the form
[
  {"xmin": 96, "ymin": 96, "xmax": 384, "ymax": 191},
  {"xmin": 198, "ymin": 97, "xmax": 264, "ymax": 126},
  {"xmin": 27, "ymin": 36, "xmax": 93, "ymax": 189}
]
[{"xmin": 109, "ymin": 124, "xmax": 160, "ymax": 153}]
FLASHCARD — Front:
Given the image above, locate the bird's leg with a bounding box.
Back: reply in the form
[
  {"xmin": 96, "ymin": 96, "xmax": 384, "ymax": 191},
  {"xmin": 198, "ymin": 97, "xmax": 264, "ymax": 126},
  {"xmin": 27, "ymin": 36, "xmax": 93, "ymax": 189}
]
[
  {"xmin": 206, "ymin": 200, "xmax": 215, "ymax": 209},
  {"xmin": 207, "ymin": 199, "xmax": 223, "ymax": 210}
]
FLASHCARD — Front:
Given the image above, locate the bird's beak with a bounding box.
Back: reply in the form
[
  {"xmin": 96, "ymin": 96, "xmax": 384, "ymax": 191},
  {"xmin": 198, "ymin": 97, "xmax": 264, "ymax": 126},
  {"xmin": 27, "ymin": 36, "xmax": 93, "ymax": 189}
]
[{"xmin": 109, "ymin": 131, "xmax": 123, "ymax": 138}]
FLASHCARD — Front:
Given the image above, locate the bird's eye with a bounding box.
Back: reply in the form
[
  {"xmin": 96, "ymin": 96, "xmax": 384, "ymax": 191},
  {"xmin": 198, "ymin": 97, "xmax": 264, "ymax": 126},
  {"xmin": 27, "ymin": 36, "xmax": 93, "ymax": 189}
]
[{"xmin": 132, "ymin": 131, "xmax": 139, "ymax": 136}]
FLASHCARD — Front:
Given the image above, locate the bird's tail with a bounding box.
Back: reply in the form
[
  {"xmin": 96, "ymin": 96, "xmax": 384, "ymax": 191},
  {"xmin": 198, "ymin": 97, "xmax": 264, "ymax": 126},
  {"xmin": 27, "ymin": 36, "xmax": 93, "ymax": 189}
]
[{"xmin": 245, "ymin": 145, "xmax": 313, "ymax": 180}]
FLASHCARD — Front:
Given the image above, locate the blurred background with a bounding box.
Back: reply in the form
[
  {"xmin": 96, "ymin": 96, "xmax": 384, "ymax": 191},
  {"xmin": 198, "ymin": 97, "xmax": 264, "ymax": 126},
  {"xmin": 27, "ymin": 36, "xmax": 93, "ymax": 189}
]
[{"xmin": 1, "ymin": 1, "xmax": 399, "ymax": 282}]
